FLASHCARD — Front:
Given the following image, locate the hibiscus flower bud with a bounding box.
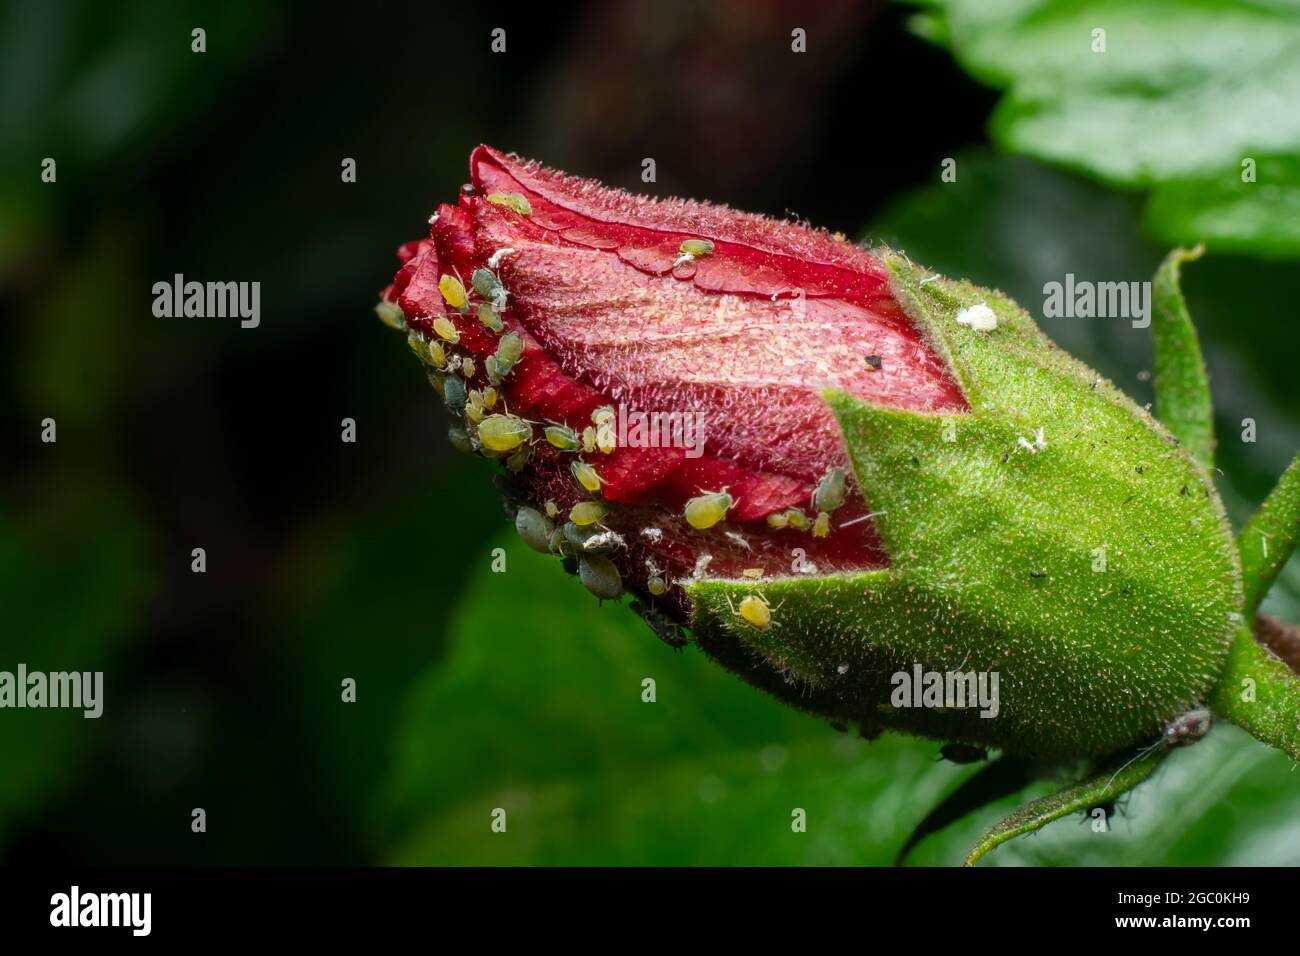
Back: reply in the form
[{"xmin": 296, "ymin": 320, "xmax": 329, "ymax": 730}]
[{"xmin": 379, "ymin": 145, "xmax": 1245, "ymax": 763}]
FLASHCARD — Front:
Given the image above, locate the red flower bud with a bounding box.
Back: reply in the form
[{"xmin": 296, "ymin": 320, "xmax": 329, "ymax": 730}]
[{"xmin": 385, "ymin": 146, "xmax": 966, "ymax": 615}]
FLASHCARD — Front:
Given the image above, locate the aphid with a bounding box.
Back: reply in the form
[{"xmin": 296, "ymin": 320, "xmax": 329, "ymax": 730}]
[
  {"xmin": 471, "ymin": 267, "xmax": 503, "ymax": 302},
  {"xmin": 864, "ymin": 354, "xmax": 883, "ymax": 370},
  {"xmin": 406, "ymin": 330, "xmax": 428, "ymax": 361},
  {"xmin": 486, "ymin": 191, "xmax": 532, "ymax": 216},
  {"xmin": 787, "ymin": 509, "xmax": 812, "ymax": 531},
  {"xmin": 438, "ymin": 274, "xmax": 468, "ymax": 310},
  {"xmin": 571, "ymin": 460, "xmax": 602, "ymax": 493},
  {"xmin": 578, "ymin": 553, "xmax": 622, "ymax": 601},
  {"xmin": 1162, "ymin": 707, "xmax": 1212, "ymax": 748},
  {"xmin": 591, "ymin": 405, "xmax": 615, "ymax": 425},
  {"xmin": 485, "ymin": 355, "xmax": 503, "ymax": 385},
  {"xmin": 476, "ymin": 413, "xmax": 531, "ymax": 452},
  {"xmin": 447, "ymin": 423, "xmax": 473, "ymax": 455},
  {"xmin": 813, "ymin": 467, "xmax": 847, "ymax": 513},
  {"xmin": 569, "ymin": 501, "xmax": 608, "ymax": 526},
  {"xmin": 494, "ymin": 331, "xmax": 524, "ymax": 375},
  {"xmin": 647, "ymin": 575, "xmax": 668, "ymax": 596},
  {"xmin": 443, "ymin": 375, "xmax": 468, "ymax": 412},
  {"xmin": 766, "ymin": 511, "xmax": 789, "ymax": 530},
  {"xmin": 812, "ymin": 511, "xmax": 831, "ymax": 538},
  {"xmin": 546, "ymin": 425, "xmax": 582, "ymax": 451},
  {"xmin": 678, "ymin": 238, "xmax": 714, "ymax": 258},
  {"xmin": 544, "ymin": 500, "xmax": 559, "ymax": 519},
  {"xmin": 482, "ymin": 387, "xmax": 498, "ymax": 409},
  {"xmin": 684, "ymin": 491, "xmax": 733, "ymax": 530},
  {"xmin": 465, "ymin": 391, "xmax": 485, "ymax": 424},
  {"xmin": 630, "ymin": 599, "xmax": 687, "ymax": 649},
  {"xmin": 515, "ymin": 506, "xmax": 554, "ymax": 553},
  {"xmin": 734, "ymin": 593, "xmax": 772, "ymax": 630},
  {"xmin": 477, "ymin": 302, "xmax": 504, "ymax": 334},
  {"xmin": 595, "ymin": 424, "xmax": 616, "ymax": 455},
  {"xmin": 940, "ymin": 743, "xmax": 988, "ymax": 764},
  {"xmin": 506, "ymin": 445, "xmax": 530, "ymax": 473},
  {"xmin": 425, "ymin": 369, "xmax": 445, "ymax": 397},
  {"xmin": 426, "ymin": 340, "xmax": 447, "ymax": 368},
  {"xmin": 582, "ymin": 426, "xmax": 597, "ymax": 453},
  {"xmin": 375, "ymin": 299, "xmax": 405, "ymax": 330},
  {"xmin": 547, "ymin": 527, "xmax": 568, "ymax": 556},
  {"xmin": 460, "ymin": 357, "xmax": 477, "ymax": 379},
  {"xmin": 432, "ymin": 315, "xmax": 460, "ymax": 344},
  {"xmin": 741, "ymin": 568, "xmax": 765, "ymax": 579}
]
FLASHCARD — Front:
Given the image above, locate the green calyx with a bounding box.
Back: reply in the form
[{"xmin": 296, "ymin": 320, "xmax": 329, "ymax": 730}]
[{"xmin": 689, "ymin": 252, "xmax": 1242, "ymax": 760}]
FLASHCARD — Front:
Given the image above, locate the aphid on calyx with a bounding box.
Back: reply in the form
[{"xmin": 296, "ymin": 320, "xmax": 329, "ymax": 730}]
[
  {"xmin": 438, "ymin": 274, "xmax": 468, "ymax": 311},
  {"xmin": 443, "ymin": 375, "xmax": 468, "ymax": 412},
  {"xmin": 505, "ymin": 445, "xmax": 531, "ymax": 472},
  {"xmin": 477, "ymin": 413, "xmax": 531, "ymax": 452},
  {"xmin": 486, "ymin": 191, "xmax": 532, "ymax": 217},
  {"xmin": 515, "ymin": 506, "xmax": 554, "ymax": 553},
  {"xmin": 569, "ymin": 501, "xmax": 608, "ymax": 526},
  {"xmin": 432, "ymin": 316, "xmax": 460, "ymax": 344},
  {"xmin": 447, "ymin": 423, "xmax": 473, "ymax": 455},
  {"xmin": 684, "ymin": 491, "xmax": 734, "ymax": 530},
  {"xmin": 545, "ymin": 425, "xmax": 582, "ymax": 452},
  {"xmin": 544, "ymin": 500, "xmax": 559, "ymax": 519},
  {"xmin": 812, "ymin": 467, "xmax": 847, "ymax": 513},
  {"xmin": 571, "ymin": 460, "xmax": 602, "ymax": 494},
  {"xmin": 731, "ymin": 593, "xmax": 773, "ymax": 630},
  {"xmin": 460, "ymin": 357, "xmax": 476, "ymax": 379}
]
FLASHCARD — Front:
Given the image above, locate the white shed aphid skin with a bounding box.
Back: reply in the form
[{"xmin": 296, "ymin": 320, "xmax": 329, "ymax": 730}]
[
  {"xmin": 1017, "ymin": 427, "xmax": 1048, "ymax": 455},
  {"xmin": 725, "ymin": 531, "xmax": 753, "ymax": 551},
  {"xmin": 641, "ymin": 527, "xmax": 663, "ymax": 544},
  {"xmin": 487, "ymin": 247, "xmax": 516, "ymax": 269},
  {"xmin": 955, "ymin": 302, "xmax": 997, "ymax": 331},
  {"xmin": 1105, "ymin": 708, "xmax": 1213, "ymax": 790}
]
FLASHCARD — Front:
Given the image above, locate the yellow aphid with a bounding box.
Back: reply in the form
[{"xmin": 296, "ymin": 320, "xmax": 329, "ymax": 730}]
[
  {"xmin": 647, "ymin": 575, "xmax": 667, "ymax": 596},
  {"xmin": 741, "ymin": 568, "xmax": 764, "ymax": 579},
  {"xmin": 544, "ymin": 500, "xmax": 559, "ymax": 518},
  {"xmin": 438, "ymin": 274, "xmax": 468, "ymax": 310},
  {"xmin": 766, "ymin": 512, "xmax": 788, "ymax": 530},
  {"xmin": 596, "ymin": 423, "xmax": 616, "ymax": 454},
  {"xmin": 465, "ymin": 403, "xmax": 484, "ymax": 424},
  {"xmin": 582, "ymin": 426, "xmax": 597, "ymax": 453},
  {"xmin": 812, "ymin": 511, "xmax": 830, "ymax": 537},
  {"xmin": 460, "ymin": 357, "xmax": 476, "ymax": 379},
  {"xmin": 591, "ymin": 405, "xmax": 615, "ymax": 425},
  {"xmin": 785, "ymin": 508, "xmax": 812, "ymax": 531},
  {"xmin": 737, "ymin": 594, "xmax": 772, "ymax": 630},
  {"xmin": 487, "ymin": 192, "xmax": 532, "ymax": 216},
  {"xmin": 483, "ymin": 387, "xmax": 498, "ymax": 409},
  {"xmin": 476, "ymin": 414, "xmax": 531, "ymax": 452},
  {"xmin": 570, "ymin": 501, "xmax": 608, "ymax": 526},
  {"xmin": 426, "ymin": 340, "xmax": 446, "ymax": 368},
  {"xmin": 546, "ymin": 425, "xmax": 582, "ymax": 451},
  {"xmin": 571, "ymin": 460, "xmax": 602, "ymax": 493},
  {"xmin": 678, "ymin": 238, "xmax": 714, "ymax": 257},
  {"xmin": 684, "ymin": 491, "xmax": 733, "ymax": 530},
  {"xmin": 432, "ymin": 316, "xmax": 460, "ymax": 344}
]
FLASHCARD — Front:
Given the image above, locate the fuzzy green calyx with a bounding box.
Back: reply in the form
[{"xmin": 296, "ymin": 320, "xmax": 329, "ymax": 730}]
[{"xmin": 688, "ymin": 253, "xmax": 1241, "ymax": 759}]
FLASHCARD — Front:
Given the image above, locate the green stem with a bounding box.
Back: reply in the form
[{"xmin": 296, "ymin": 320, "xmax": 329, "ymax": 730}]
[
  {"xmin": 1239, "ymin": 453, "xmax": 1300, "ymax": 618},
  {"xmin": 1209, "ymin": 625, "xmax": 1300, "ymax": 760},
  {"xmin": 1152, "ymin": 246, "xmax": 1215, "ymax": 469}
]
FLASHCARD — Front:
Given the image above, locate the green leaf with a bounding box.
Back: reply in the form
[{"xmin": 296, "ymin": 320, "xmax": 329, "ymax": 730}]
[
  {"xmin": 912, "ymin": 0, "xmax": 1300, "ymax": 256},
  {"xmin": 1152, "ymin": 246, "xmax": 1215, "ymax": 468}
]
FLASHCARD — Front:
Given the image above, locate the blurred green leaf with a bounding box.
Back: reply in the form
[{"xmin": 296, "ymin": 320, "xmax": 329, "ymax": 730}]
[{"xmin": 909, "ymin": 0, "xmax": 1300, "ymax": 256}]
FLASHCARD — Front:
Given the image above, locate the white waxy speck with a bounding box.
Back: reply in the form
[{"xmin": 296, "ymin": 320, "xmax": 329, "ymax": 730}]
[
  {"xmin": 641, "ymin": 527, "xmax": 663, "ymax": 543},
  {"xmin": 955, "ymin": 303, "xmax": 997, "ymax": 331},
  {"xmin": 487, "ymin": 248, "xmax": 517, "ymax": 269},
  {"xmin": 428, "ymin": 212, "xmax": 439, "ymax": 225}
]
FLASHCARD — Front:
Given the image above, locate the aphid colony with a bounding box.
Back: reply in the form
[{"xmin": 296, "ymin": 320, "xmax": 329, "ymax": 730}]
[{"xmin": 381, "ymin": 235, "xmax": 856, "ymax": 638}]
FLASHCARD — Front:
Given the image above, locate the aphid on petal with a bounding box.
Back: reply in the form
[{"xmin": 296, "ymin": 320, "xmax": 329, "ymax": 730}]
[
  {"xmin": 376, "ymin": 300, "xmax": 405, "ymax": 329},
  {"xmin": 571, "ymin": 460, "xmax": 602, "ymax": 493},
  {"xmin": 477, "ymin": 414, "xmax": 531, "ymax": 452},
  {"xmin": 582, "ymin": 426, "xmax": 597, "ymax": 454},
  {"xmin": 471, "ymin": 267, "xmax": 503, "ymax": 302},
  {"xmin": 812, "ymin": 512, "xmax": 831, "ymax": 538},
  {"xmin": 438, "ymin": 274, "xmax": 468, "ymax": 310},
  {"xmin": 486, "ymin": 191, "xmax": 532, "ymax": 216},
  {"xmin": 477, "ymin": 303, "xmax": 504, "ymax": 334},
  {"xmin": 678, "ymin": 238, "xmax": 714, "ymax": 258},
  {"xmin": 546, "ymin": 425, "xmax": 582, "ymax": 451},
  {"xmin": 432, "ymin": 316, "xmax": 460, "ymax": 344},
  {"xmin": 495, "ymin": 331, "xmax": 524, "ymax": 374}
]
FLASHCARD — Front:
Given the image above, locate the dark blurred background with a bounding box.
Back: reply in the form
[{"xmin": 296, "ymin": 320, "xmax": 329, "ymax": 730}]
[{"xmin": 2, "ymin": 0, "xmax": 1297, "ymax": 866}]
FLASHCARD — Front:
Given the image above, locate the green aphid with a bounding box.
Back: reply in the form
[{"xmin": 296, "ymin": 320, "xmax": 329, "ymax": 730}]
[
  {"xmin": 471, "ymin": 268, "xmax": 503, "ymax": 302},
  {"xmin": 375, "ymin": 299, "xmax": 406, "ymax": 330},
  {"xmin": 506, "ymin": 444, "xmax": 531, "ymax": 473},
  {"xmin": 447, "ymin": 423, "xmax": 473, "ymax": 456},
  {"xmin": 495, "ymin": 331, "xmax": 524, "ymax": 375},
  {"xmin": 678, "ymin": 238, "xmax": 714, "ymax": 258},
  {"xmin": 515, "ymin": 506, "xmax": 554, "ymax": 553},
  {"xmin": 477, "ymin": 302, "xmax": 504, "ymax": 334},
  {"xmin": 813, "ymin": 467, "xmax": 847, "ymax": 513},
  {"xmin": 443, "ymin": 375, "xmax": 467, "ymax": 412},
  {"xmin": 569, "ymin": 501, "xmax": 608, "ymax": 526},
  {"xmin": 485, "ymin": 354, "xmax": 503, "ymax": 386},
  {"xmin": 546, "ymin": 425, "xmax": 582, "ymax": 452},
  {"xmin": 578, "ymin": 553, "xmax": 622, "ymax": 601}
]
